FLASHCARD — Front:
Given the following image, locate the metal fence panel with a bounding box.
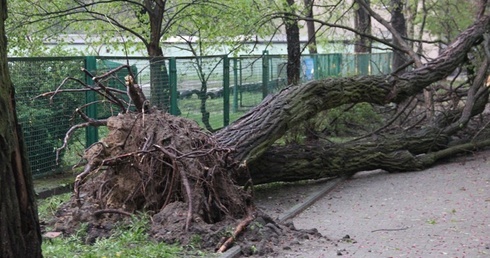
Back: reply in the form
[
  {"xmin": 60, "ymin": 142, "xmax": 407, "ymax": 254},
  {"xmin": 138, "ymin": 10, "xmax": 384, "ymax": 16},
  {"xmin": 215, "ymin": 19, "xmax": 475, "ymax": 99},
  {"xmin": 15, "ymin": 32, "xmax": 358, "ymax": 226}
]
[
  {"xmin": 173, "ymin": 55, "xmax": 228, "ymax": 130},
  {"xmin": 9, "ymin": 52, "xmax": 392, "ymax": 177},
  {"xmin": 9, "ymin": 57, "xmax": 86, "ymax": 177}
]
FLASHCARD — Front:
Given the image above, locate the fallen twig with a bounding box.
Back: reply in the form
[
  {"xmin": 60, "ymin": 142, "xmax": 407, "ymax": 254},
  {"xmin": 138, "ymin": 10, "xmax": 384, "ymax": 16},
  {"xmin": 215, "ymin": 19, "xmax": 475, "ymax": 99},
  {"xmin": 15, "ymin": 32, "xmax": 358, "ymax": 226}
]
[
  {"xmin": 371, "ymin": 227, "xmax": 409, "ymax": 233},
  {"xmin": 217, "ymin": 207, "xmax": 256, "ymax": 253}
]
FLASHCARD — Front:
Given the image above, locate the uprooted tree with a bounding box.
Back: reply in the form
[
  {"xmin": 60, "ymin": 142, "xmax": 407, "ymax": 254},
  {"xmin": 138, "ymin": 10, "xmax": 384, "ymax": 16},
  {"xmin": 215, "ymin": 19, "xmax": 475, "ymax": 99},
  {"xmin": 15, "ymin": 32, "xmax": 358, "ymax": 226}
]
[{"xmin": 46, "ymin": 15, "xmax": 490, "ymax": 254}]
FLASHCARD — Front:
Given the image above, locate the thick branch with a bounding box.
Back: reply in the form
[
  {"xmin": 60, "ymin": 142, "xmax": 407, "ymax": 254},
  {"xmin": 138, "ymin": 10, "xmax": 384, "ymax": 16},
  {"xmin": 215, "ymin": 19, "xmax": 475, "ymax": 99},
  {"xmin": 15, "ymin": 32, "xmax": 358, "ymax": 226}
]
[
  {"xmin": 215, "ymin": 16, "xmax": 490, "ymax": 164},
  {"xmin": 245, "ymin": 134, "xmax": 490, "ymax": 185}
]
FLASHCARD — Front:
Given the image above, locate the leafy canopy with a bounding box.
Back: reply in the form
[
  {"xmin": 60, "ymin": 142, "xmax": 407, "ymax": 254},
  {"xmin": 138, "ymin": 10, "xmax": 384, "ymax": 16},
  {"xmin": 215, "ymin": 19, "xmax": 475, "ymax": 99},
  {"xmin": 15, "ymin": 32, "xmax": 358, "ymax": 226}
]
[{"xmin": 7, "ymin": 0, "xmax": 273, "ymax": 57}]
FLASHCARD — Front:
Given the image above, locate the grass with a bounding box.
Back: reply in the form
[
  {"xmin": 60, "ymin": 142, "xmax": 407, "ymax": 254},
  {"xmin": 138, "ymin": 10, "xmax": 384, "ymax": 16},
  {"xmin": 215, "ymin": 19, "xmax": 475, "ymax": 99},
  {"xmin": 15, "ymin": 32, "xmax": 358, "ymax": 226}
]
[
  {"xmin": 178, "ymin": 91, "xmax": 262, "ymax": 129},
  {"xmin": 38, "ymin": 195, "xmax": 186, "ymax": 258},
  {"xmin": 38, "ymin": 193, "xmax": 72, "ymax": 223}
]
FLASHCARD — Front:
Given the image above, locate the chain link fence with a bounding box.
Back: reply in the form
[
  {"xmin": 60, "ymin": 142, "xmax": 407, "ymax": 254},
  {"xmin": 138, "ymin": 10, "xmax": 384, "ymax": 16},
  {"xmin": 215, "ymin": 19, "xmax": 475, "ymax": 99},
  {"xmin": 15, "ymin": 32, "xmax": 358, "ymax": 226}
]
[
  {"xmin": 9, "ymin": 52, "xmax": 392, "ymax": 177},
  {"xmin": 9, "ymin": 57, "xmax": 87, "ymax": 177}
]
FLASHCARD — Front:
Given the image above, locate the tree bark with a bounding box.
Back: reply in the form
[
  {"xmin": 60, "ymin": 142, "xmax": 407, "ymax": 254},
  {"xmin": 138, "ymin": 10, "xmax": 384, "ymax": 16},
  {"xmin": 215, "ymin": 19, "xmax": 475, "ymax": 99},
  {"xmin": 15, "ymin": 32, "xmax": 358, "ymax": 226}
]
[
  {"xmin": 390, "ymin": 0, "xmax": 408, "ymax": 73},
  {"xmin": 285, "ymin": 0, "xmax": 301, "ymax": 85},
  {"xmin": 0, "ymin": 1, "xmax": 42, "ymax": 256},
  {"xmin": 304, "ymin": 0, "xmax": 318, "ymax": 54},
  {"xmin": 245, "ymin": 82, "xmax": 489, "ymax": 185},
  {"xmin": 354, "ymin": 0, "xmax": 372, "ymax": 53},
  {"xmin": 245, "ymin": 121, "xmax": 487, "ymax": 185},
  {"xmin": 145, "ymin": 0, "xmax": 170, "ymax": 111}
]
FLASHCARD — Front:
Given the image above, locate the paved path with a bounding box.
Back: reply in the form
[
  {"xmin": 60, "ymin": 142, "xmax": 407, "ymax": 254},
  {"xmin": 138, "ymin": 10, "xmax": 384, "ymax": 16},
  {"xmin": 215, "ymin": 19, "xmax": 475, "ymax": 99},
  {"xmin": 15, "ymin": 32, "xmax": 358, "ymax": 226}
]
[{"xmin": 283, "ymin": 151, "xmax": 490, "ymax": 257}]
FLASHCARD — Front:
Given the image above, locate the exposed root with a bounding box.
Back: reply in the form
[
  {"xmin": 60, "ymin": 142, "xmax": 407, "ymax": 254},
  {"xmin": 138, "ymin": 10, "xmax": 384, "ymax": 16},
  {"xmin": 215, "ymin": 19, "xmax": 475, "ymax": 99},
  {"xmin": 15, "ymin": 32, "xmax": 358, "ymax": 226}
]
[
  {"xmin": 54, "ymin": 109, "xmax": 253, "ymax": 249},
  {"xmin": 153, "ymin": 144, "xmax": 194, "ymax": 231}
]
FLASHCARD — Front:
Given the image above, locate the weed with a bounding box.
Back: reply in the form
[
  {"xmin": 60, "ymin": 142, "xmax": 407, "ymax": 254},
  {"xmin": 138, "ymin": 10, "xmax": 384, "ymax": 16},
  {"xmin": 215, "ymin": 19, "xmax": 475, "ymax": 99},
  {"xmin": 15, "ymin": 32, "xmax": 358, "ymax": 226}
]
[{"xmin": 427, "ymin": 219, "xmax": 437, "ymax": 225}]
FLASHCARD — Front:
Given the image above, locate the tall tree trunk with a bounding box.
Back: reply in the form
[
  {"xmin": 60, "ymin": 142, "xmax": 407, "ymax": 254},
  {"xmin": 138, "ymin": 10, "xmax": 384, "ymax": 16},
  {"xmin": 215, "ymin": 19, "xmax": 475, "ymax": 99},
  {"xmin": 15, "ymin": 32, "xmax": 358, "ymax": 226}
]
[
  {"xmin": 304, "ymin": 0, "xmax": 317, "ymax": 54},
  {"xmin": 0, "ymin": 1, "xmax": 42, "ymax": 257},
  {"xmin": 285, "ymin": 0, "xmax": 301, "ymax": 85},
  {"xmin": 146, "ymin": 0, "xmax": 170, "ymax": 111},
  {"xmin": 405, "ymin": 0, "xmax": 418, "ymax": 49},
  {"xmin": 354, "ymin": 0, "xmax": 372, "ymax": 53},
  {"xmin": 390, "ymin": 0, "xmax": 408, "ymax": 72},
  {"xmin": 148, "ymin": 47, "xmax": 170, "ymax": 111}
]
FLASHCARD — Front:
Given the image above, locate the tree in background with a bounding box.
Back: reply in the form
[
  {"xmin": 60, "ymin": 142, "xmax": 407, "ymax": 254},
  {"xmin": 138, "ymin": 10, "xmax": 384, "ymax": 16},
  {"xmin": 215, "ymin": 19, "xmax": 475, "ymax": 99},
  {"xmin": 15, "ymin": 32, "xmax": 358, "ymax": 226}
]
[
  {"xmin": 354, "ymin": 0, "xmax": 371, "ymax": 53},
  {"xmin": 7, "ymin": 0, "xmax": 266, "ymax": 111},
  {"xmin": 0, "ymin": 0, "xmax": 42, "ymax": 256},
  {"xmin": 303, "ymin": 0, "xmax": 318, "ymax": 54},
  {"xmin": 164, "ymin": 1, "xmax": 272, "ymax": 131},
  {"xmin": 389, "ymin": 0, "xmax": 408, "ymax": 72},
  {"xmin": 284, "ymin": 0, "xmax": 301, "ymax": 85}
]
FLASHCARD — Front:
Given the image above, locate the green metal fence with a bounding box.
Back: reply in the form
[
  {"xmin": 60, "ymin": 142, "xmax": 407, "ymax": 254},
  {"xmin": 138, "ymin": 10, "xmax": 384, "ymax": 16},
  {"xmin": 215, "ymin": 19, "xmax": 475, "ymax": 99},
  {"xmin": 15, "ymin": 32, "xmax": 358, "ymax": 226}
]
[{"xmin": 9, "ymin": 52, "xmax": 392, "ymax": 177}]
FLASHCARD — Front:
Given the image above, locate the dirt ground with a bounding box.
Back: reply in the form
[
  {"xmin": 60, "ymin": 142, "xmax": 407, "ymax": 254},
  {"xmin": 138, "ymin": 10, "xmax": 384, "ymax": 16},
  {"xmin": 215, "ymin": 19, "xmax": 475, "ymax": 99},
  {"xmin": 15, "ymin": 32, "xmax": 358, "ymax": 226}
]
[{"xmin": 253, "ymin": 149, "xmax": 490, "ymax": 257}]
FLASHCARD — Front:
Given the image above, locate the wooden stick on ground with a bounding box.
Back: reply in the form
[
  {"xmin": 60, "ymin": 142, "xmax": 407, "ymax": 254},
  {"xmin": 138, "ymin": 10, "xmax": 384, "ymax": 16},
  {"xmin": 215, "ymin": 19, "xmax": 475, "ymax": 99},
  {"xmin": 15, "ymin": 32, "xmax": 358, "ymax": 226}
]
[{"xmin": 216, "ymin": 207, "xmax": 256, "ymax": 253}]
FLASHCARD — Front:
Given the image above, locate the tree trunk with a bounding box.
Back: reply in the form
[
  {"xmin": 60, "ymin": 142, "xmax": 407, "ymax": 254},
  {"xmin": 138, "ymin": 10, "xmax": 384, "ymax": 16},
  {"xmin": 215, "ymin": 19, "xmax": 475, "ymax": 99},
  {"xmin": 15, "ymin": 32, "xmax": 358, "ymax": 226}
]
[
  {"xmin": 285, "ymin": 0, "xmax": 301, "ymax": 85},
  {"xmin": 149, "ymin": 53, "xmax": 170, "ymax": 111},
  {"xmin": 246, "ymin": 80, "xmax": 490, "ymax": 184},
  {"xmin": 390, "ymin": 0, "xmax": 408, "ymax": 73},
  {"xmin": 354, "ymin": 0, "xmax": 372, "ymax": 53},
  {"xmin": 146, "ymin": 0, "xmax": 170, "ymax": 111},
  {"xmin": 0, "ymin": 1, "xmax": 42, "ymax": 256},
  {"xmin": 304, "ymin": 0, "xmax": 317, "ymax": 54},
  {"xmin": 245, "ymin": 118, "xmax": 487, "ymax": 185}
]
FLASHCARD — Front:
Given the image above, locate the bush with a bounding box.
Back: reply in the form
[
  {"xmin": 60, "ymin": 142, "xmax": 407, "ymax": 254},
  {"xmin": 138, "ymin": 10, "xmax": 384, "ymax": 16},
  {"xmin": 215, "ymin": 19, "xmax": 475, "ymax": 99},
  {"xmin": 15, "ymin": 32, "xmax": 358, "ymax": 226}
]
[{"xmin": 9, "ymin": 58, "xmax": 85, "ymax": 176}]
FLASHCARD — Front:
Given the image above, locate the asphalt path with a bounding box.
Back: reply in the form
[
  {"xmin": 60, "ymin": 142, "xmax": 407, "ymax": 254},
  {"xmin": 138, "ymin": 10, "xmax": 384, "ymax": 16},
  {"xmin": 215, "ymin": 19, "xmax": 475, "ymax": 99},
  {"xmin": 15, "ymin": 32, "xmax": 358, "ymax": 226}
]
[{"xmin": 284, "ymin": 150, "xmax": 490, "ymax": 257}]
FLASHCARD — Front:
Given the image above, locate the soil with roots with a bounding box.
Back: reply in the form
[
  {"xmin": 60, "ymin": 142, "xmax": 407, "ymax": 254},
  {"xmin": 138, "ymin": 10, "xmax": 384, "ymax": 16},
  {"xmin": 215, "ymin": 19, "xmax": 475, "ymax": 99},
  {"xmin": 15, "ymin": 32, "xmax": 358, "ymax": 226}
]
[{"xmin": 49, "ymin": 109, "xmax": 328, "ymax": 256}]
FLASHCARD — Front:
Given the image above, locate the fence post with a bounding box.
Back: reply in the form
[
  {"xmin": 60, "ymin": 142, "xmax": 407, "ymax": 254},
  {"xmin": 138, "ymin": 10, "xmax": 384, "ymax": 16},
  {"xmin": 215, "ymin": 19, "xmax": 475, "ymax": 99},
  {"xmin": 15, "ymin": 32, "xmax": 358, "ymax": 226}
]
[
  {"xmin": 313, "ymin": 54, "xmax": 319, "ymax": 80},
  {"xmin": 84, "ymin": 56, "xmax": 98, "ymax": 148},
  {"xmin": 262, "ymin": 50, "xmax": 269, "ymax": 99},
  {"xmin": 333, "ymin": 53, "xmax": 342, "ymax": 76},
  {"xmin": 357, "ymin": 53, "xmax": 369, "ymax": 75},
  {"xmin": 239, "ymin": 58, "xmax": 243, "ymax": 107},
  {"xmin": 223, "ymin": 56, "xmax": 230, "ymax": 126},
  {"xmin": 233, "ymin": 58, "xmax": 239, "ymax": 113},
  {"xmin": 169, "ymin": 57, "xmax": 179, "ymax": 115}
]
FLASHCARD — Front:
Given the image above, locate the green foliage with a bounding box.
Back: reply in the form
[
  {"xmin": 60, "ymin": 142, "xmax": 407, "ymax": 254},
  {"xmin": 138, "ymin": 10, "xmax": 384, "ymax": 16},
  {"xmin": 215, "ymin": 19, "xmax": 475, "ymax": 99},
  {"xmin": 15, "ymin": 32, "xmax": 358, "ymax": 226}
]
[
  {"xmin": 6, "ymin": 0, "xmax": 81, "ymax": 56},
  {"xmin": 426, "ymin": 218, "xmax": 437, "ymax": 225},
  {"xmin": 6, "ymin": 0, "xmax": 274, "ymax": 57},
  {"xmin": 415, "ymin": 0, "xmax": 476, "ymax": 41},
  {"xmin": 171, "ymin": 0, "xmax": 274, "ymax": 56},
  {"xmin": 10, "ymin": 58, "xmax": 86, "ymax": 175}
]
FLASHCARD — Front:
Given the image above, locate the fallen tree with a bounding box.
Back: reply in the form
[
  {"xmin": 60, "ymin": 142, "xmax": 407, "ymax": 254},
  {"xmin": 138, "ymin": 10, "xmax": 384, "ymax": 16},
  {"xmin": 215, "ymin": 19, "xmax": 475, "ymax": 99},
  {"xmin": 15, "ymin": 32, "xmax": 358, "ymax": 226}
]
[{"xmin": 46, "ymin": 15, "xmax": 490, "ymax": 255}]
